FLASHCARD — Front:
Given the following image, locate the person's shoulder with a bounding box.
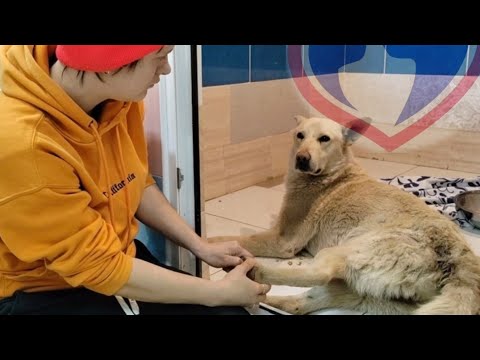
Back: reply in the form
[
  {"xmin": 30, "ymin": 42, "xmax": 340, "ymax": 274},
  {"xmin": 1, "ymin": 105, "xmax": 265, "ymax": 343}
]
[
  {"xmin": 0, "ymin": 93, "xmax": 46, "ymax": 142},
  {"xmin": 0, "ymin": 95, "xmax": 50, "ymax": 202},
  {"xmin": 0, "ymin": 93, "xmax": 70, "ymax": 149}
]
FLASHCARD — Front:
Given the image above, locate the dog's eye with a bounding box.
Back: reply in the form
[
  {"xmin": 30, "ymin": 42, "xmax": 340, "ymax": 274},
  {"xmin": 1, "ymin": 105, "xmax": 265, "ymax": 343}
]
[
  {"xmin": 319, "ymin": 135, "xmax": 330, "ymax": 143},
  {"xmin": 297, "ymin": 132, "xmax": 304, "ymax": 140}
]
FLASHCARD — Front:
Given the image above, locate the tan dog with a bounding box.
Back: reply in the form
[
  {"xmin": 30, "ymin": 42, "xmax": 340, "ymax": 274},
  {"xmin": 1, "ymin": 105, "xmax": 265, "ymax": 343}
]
[{"xmin": 209, "ymin": 116, "xmax": 480, "ymax": 315}]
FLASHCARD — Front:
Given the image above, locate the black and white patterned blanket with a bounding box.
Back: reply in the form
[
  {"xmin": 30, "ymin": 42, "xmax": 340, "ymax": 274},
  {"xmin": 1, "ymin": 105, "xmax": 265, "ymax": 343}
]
[{"xmin": 379, "ymin": 176, "xmax": 480, "ymax": 229}]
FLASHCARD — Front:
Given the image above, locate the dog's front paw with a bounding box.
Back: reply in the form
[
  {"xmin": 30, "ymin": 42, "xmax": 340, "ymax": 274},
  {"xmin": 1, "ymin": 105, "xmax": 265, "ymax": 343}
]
[
  {"xmin": 248, "ymin": 264, "xmax": 267, "ymax": 284},
  {"xmin": 264, "ymin": 296, "xmax": 304, "ymax": 315}
]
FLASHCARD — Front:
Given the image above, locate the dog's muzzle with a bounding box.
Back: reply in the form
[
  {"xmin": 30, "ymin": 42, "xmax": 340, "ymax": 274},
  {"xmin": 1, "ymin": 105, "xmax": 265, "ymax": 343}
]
[{"xmin": 296, "ymin": 154, "xmax": 311, "ymax": 172}]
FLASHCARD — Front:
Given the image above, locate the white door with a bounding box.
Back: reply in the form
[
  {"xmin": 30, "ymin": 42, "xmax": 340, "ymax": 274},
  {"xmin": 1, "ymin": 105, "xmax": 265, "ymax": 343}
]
[{"xmin": 159, "ymin": 45, "xmax": 201, "ymax": 276}]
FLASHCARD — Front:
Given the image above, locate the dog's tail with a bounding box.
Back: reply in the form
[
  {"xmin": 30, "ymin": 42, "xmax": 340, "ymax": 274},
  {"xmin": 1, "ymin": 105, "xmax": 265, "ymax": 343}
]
[
  {"xmin": 412, "ymin": 232, "xmax": 480, "ymax": 315},
  {"xmin": 413, "ymin": 253, "xmax": 480, "ymax": 315},
  {"xmin": 414, "ymin": 283, "xmax": 480, "ymax": 315}
]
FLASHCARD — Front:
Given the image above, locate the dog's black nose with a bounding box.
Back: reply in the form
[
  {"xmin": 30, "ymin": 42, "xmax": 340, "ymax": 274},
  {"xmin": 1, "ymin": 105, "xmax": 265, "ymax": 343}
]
[{"xmin": 296, "ymin": 154, "xmax": 311, "ymax": 171}]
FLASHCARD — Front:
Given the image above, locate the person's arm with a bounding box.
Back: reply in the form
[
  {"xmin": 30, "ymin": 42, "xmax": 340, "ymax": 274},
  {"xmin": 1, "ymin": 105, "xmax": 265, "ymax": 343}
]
[
  {"xmin": 0, "ymin": 184, "xmax": 269, "ymax": 307},
  {"xmin": 135, "ymin": 184, "xmax": 253, "ymax": 268},
  {"xmin": 116, "ymin": 257, "xmax": 269, "ymax": 307},
  {"xmin": 136, "ymin": 184, "xmax": 204, "ymax": 254},
  {"xmin": 128, "ymin": 184, "xmax": 271, "ymax": 306}
]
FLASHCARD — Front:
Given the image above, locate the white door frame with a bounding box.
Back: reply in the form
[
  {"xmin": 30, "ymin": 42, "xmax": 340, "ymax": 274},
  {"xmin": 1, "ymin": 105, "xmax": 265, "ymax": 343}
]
[{"xmin": 159, "ymin": 45, "xmax": 199, "ymax": 275}]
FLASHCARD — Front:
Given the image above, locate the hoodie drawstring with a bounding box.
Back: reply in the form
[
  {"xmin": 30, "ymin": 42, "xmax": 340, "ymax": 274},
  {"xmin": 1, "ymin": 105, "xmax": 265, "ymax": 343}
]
[{"xmin": 115, "ymin": 126, "xmax": 132, "ymax": 247}]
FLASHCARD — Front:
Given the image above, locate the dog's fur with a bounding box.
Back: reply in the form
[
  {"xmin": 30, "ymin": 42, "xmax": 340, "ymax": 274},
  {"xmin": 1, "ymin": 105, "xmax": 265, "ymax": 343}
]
[{"xmin": 209, "ymin": 116, "xmax": 480, "ymax": 315}]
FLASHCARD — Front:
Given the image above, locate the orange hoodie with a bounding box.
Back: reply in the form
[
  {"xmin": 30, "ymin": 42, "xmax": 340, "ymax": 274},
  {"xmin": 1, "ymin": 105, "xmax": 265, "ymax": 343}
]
[{"xmin": 0, "ymin": 45, "xmax": 157, "ymax": 298}]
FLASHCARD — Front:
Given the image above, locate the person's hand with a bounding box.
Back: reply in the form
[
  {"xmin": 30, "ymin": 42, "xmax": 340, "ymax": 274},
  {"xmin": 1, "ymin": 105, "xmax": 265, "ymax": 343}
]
[
  {"xmin": 196, "ymin": 241, "xmax": 253, "ymax": 269},
  {"xmin": 216, "ymin": 258, "xmax": 271, "ymax": 307}
]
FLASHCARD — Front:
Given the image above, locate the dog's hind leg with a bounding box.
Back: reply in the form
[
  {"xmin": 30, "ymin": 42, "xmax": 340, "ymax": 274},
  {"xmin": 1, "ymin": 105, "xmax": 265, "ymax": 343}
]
[
  {"xmin": 253, "ymin": 246, "xmax": 350, "ymax": 287},
  {"xmin": 265, "ymin": 281, "xmax": 416, "ymax": 315},
  {"xmin": 264, "ymin": 281, "xmax": 362, "ymax": 314}
]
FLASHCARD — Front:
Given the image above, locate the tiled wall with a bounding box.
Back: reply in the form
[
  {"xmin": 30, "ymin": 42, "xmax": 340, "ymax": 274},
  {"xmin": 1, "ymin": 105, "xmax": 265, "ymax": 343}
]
[
  {"xmin": 199, "ymin": 84, "xmax": 296, "ymax": 200},
  {"xmin": 202, "ymin": 44, "xmax": 480, "ymax": 137},
  {"xmin": 202, "ymin": 45, "xmax": 477, "ymax": 87},
  {"xmin": 200, "ymin": 45, "xmax": 480, "ymax": 200}
]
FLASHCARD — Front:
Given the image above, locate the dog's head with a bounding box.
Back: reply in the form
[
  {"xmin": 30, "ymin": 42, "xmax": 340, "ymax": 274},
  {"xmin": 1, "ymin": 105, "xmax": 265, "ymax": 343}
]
[{"xmin": 290, "ymin": 115, "xmax": 371, "ymax": 176}]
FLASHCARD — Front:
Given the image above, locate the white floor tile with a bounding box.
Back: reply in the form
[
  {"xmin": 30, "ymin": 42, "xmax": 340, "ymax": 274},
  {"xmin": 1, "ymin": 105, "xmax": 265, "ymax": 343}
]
[
  {"xmin": 205, "ymin": 186, "xmax": 284, "ymax": 229},
  {"xmin": 205, "ymin": 214, "xmax": 265, "ymax": 238},
  {"xmin": 270, "ymin": 183, "xmax": 286, "ymax": 192},
  {"xmin": 398, "ymin": 166, "xmax": 478, "ymax": 179},
  {"xmin": 210, "ymin": 270, "xmax": 227, "ymax": 281},
  {"xmin": 209, "ymin": 267, "xmax": 222, "ymax": 276},
  {"xmin": 461, "ymin": 227, "xmax": 480, "ymax": 256},
  {"xmin": 355, "ymin": 158, "xmax": 417, "ymax": 179}
]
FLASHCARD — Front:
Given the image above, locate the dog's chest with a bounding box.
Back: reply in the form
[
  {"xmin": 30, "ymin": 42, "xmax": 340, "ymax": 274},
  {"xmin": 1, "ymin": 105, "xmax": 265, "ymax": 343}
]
[{"xmin": 293, "ymin": 187, "xmax": 366, "ymax": 252}]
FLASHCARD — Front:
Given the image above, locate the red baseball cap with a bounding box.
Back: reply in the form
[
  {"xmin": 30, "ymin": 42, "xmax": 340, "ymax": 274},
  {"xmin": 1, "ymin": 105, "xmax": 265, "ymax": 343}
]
[{"xmin": 55, "ymin": 45, "xmax": 165, "ymax": 72}]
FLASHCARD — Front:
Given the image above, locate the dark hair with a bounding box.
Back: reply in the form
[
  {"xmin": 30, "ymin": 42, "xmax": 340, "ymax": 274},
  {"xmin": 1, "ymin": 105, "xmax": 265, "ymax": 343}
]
[{"xmin": 61, "ymin": 59, "xmax": 141, "ymax": 85}]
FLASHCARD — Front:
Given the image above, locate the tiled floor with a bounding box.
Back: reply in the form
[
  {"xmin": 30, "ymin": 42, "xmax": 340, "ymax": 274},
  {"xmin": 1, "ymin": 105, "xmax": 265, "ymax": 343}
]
[{"xmin": 205, "ymin": 158, "xmax": 480, "ymax": 315}]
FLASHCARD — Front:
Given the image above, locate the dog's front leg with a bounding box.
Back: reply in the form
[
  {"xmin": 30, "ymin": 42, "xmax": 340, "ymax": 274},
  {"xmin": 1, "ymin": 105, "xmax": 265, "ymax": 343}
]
[
  {"xmin": 208, "ymin": 229, "xmax": 297, "ymax": 258},
  {"xmin": 252, "ymin": 257, "xmax": 327, "ymax": 287},
  {"xmin": 253, "ymin": 246, "xmax": 349, "ymax": 287}
]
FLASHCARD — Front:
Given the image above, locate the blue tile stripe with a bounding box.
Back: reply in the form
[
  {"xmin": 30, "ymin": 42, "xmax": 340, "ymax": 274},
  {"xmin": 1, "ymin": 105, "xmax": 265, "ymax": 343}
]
[
  {"xmin": 305, "ymin": 45, "xmax": 345, "ymax": 76},
  {"xmin": 344, "ymin": 45, "xmax": 385, "ymax": 74},
  {"xmin": 385, "ymin": 45, "xmax": 468, "ymax": 76},
  {"xmin": 202, "ymin": 45, "xmax": 250, "ymax": 86},
  {"xmin": 251, "ymin": 45, "xmax": 291, "ymax": 82},
  {"xmin": 202, "ymin": 45, "xmax": 475, "ymax": 87}
]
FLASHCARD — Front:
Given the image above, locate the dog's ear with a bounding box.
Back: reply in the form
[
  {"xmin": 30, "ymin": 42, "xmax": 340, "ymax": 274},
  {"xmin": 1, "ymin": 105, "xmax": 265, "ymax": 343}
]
[
  {"xmin": 294, "ymin": 115, "xmax": 307, "ymax": 125},
  {"xmin": 343, "ymin": 117, "xmax": 372, "ymax": 146}
]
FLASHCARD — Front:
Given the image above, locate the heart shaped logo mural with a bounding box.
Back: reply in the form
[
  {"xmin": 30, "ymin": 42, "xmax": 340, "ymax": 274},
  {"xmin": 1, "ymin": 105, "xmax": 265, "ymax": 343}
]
[{"xmin": 287, "ymin": 45, "xmax": 480, "ymax": 152}]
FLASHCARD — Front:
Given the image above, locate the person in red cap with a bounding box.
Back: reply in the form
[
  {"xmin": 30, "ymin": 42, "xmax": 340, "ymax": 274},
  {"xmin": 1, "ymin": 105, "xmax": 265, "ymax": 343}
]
[{"xmin": 0, "ymin": 45, "xmax": 269, "ymax": 315}]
